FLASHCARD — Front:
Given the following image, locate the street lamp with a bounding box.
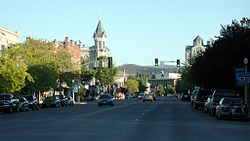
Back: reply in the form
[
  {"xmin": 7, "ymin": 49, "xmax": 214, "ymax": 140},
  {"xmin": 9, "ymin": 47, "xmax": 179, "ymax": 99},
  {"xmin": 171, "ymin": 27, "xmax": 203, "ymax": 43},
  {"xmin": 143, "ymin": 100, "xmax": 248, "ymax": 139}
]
[{"xmin": 244, "ymin": 57, "xmax": 248, "ymax": 105}]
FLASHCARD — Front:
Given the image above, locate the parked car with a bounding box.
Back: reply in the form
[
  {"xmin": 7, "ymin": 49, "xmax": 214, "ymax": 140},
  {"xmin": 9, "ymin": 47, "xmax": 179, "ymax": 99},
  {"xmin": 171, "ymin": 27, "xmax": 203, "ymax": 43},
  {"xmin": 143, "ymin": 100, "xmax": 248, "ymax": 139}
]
[
  {"xmin": 42, "ymin": 97, "xmax": 61, "ymax": 108},
  {"xmin": 18, "ymin": 96, "xmax": 29, "ymax": 112},
  {"xmin": 216, "ymin": 97, "xmax": 248, "ymax": 120},
  {"xmin": 57, "ymin": 95, "xmax": 68, "ymax": 107},
  {"xmin": 23, "ymin": 95, "xmax": 39, "ymax": 111},
  {"xmin": 204, "ymin": 95, "xmax": 212, "ymax": 113},
  {"xmin": 208, "ymin": 89, "xmax": 238, "ymax": 116},
  {"xmin": 181, "ymin": 92, "xmax": 190, "ymax": 101},
  {"xmin": 0, "ymin": 94, "xmax": 19, "ymax": 113},
  {"xmin": 143, "ymin": 94, "xmax": 154, "ymax": 102},
  {"xmin": 138, "ymin": 93, "xmax": 145, "ymax": 99},
  {"xmin": 66, "ymin": 96, "xmax": 74, "ymax": 106},
  {"xmin": 192, "ymin": 88, "xmax": 213, "ymax": 109},
  {"xmin": 98, "ymin": 94, "xmax": 114, "ymax": 107}
]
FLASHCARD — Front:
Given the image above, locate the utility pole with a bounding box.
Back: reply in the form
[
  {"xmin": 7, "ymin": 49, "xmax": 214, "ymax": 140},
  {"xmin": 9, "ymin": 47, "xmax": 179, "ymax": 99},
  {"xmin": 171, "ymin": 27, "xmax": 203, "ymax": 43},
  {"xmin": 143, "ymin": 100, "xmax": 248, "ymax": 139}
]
[{"xmin": 244, "ymin": 57, "xmax": 248, "ymax": 105}]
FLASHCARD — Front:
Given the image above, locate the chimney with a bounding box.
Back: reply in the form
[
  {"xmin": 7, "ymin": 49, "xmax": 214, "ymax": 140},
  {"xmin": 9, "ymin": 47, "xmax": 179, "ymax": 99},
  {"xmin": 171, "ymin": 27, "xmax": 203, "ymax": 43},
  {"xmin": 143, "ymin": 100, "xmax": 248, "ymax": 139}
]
[
  {"xmin": 65, "ymin": 37, "xmax": 68, "ymax": 44},
  {"xmin": 70, "ymin": 40, "xmax": 73, "ymax": 45}
]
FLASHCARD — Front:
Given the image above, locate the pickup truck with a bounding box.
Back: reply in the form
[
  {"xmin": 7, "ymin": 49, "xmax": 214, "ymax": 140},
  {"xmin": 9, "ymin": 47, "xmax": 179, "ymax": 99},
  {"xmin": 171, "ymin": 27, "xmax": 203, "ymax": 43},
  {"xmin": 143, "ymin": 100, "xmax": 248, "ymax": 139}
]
[{"xmin": 0, "ymin": 94, "xmax": 20, "ymax": 113}]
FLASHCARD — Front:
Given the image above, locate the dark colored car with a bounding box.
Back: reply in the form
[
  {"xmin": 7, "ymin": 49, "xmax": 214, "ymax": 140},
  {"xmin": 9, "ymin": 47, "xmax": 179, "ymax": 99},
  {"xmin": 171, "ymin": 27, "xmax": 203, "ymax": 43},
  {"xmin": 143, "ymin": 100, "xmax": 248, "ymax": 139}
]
[
  {"xmin": 18, "ymin": 96, "xmax": 29, "ymax": 112},
  {"xmin": 143, "ymin": 94, "xmax": 154, "ymax": 102},
  {"xmin": 181, "ymin": 92, "xmax": 190, "ymax": 101},
  {"xmin": 57, "ymin": 95, "xmax": 68, "ymax": 107},
  {"xmin": 0, "ymin": 94, "xmax": 19, "ymax": 113},
  {"xmin": 42, "ymin": 97, "xmax": 61, "ymax": 108},
  {"xmin": 216, "ymin": 97, "xmax": 248, "ymax": 120},
  {"xmin": 66, "ymin": 96, "xmax": 74, "ymax": 106},
  {"xmin": 209, "ymin": 89, "xmax": 238, "ymax": 116},
  {"xmin": 23, "ymin": 95, "xmax": 39, "ymax": 111},
  {"xmin": 98, "ymin": 94, "xmax": 114, "ymax": 107},
  {"xmin": 192, "ymin": 88, "xmax": 213, "ymax": 109}
]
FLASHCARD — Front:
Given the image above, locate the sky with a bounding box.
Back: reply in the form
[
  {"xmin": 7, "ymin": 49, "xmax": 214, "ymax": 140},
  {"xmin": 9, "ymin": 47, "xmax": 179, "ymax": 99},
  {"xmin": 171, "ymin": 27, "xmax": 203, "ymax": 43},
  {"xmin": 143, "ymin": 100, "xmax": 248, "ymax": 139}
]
[{"xmin": 1, "ymin": 0, "xmax": 250, "ymax": 66}]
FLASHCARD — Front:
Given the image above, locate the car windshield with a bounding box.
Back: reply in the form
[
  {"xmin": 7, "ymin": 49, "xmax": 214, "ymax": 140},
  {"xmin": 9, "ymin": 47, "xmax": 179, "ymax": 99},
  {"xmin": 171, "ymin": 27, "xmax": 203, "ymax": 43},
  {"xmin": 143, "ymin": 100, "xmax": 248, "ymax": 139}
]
[
  {"xmin": 0, "ymin": 95, "xmax": 11, "ymax": 100},
  {"xmin": 99, "ymin": 95, "xmax": 111, "ymax": 99}
]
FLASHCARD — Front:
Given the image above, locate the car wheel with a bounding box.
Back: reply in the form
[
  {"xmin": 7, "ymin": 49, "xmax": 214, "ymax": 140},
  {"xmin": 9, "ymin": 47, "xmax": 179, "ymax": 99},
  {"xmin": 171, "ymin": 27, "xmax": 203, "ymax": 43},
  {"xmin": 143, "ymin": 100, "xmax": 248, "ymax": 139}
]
[
  {"xmin": 36, "ymin": 104, "xmax": 39, "ymax": 110},
  {"xmin": 98, "ymin": 104, "xmax": 101, "ymax": 107},
  {"xmin": 8, "ymin": 106, "xmax": 13, "ymax": 114},
  {"xmin": 110, "ymin": 104, "xmax": 114, "ymax": 106},
  {"xmin": 15, "ymin": 105, "xmax": 20, "ymax": 113},
  {"xmin": 32, "ymin": 105, "xmax": 36, "ymax": 111}
]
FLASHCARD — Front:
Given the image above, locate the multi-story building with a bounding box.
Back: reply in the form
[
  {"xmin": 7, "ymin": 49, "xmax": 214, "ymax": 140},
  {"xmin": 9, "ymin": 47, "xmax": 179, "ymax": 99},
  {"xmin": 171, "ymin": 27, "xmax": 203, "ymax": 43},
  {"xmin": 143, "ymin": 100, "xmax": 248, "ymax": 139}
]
[
  {"xmin": 185, "ymin": 35, "xmax": 213, "ymax": 65},
  {"xmin": 81, "ymin": 20, "xmax": 111, "ymax": 69},
  {"xmin": 0, "ymin": 26, "xmax": 19, "ymax": 55},
  {"xmin": 52, "ymin": 37, "xmax": 82, "ymax": 73}
]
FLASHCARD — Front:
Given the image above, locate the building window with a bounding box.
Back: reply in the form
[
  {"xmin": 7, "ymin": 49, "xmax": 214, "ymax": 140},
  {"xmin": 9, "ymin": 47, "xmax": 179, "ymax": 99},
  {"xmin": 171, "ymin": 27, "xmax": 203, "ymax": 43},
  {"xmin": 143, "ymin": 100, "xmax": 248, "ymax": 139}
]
[{"xmin": 99, "ymin": 41, "xmax": 102, "ymax": 48}]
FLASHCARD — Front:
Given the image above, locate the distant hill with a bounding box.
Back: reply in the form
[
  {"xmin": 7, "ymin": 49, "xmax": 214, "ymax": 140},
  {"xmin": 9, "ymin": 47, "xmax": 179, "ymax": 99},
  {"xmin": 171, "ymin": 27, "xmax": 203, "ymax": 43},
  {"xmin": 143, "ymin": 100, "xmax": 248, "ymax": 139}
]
[{"xmin": 117, "ymin": 64, "xmax": 178, "ymax": 75}]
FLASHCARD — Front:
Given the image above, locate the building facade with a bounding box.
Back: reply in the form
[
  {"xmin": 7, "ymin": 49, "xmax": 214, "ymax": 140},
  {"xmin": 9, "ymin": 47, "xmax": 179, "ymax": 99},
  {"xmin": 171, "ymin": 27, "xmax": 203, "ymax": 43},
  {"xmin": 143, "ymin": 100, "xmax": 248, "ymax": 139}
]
[
  {"xmin": 185, "ymin": 35, "xmax": 213, "ymax": 65},
  {"xmin": 81, "ymin": 20, "xmax": 111, "ymax": 69},
  {"xmin": 0, "ymin": 26, "xmax": 19, "ymax": 55}
]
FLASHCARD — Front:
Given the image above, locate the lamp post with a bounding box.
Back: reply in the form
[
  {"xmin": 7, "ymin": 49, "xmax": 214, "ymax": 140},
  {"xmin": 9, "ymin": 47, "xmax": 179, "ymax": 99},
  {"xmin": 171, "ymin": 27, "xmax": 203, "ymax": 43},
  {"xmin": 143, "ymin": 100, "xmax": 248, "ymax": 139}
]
[{"xmin": 244, "ymin": 57, "xmax": 248, "ymax": 105}]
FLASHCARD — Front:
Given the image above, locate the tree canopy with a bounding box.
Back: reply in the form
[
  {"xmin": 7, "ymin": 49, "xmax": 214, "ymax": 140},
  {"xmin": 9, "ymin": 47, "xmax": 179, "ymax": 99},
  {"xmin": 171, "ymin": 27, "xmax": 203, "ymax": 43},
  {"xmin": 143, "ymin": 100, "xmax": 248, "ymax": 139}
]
[{"xmin": 190, "ymin": 17, "xmax": 250, "ymax": 89}]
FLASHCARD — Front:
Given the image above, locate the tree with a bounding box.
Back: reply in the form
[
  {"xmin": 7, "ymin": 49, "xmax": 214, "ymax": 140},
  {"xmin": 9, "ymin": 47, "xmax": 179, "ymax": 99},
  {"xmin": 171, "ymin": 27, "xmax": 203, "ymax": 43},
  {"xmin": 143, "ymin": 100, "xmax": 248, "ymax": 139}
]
[
  {"xmin": 6, "ymin": 38, "xmax": 73, "ymax": 94},
  {"xmin": 125, "ymin": 79, "xmax": 139, "ymax": 93},
  {"xmin": 80, "ymin": 58, "xmax": 96, "ymax": 84},
  {"xmin": 190, "ymin": 17, "xmax": 250, "ymax": 89},
  {"xmin": 156, "ymin": 84, "xmax": 165, "ymax": 95},
  {"xmin": 176, "ymin": 66, "xmax": 194, "ymax": 92},
  {"xmin": 167, "ymin": 85, "xmax": 176, "ymax": 94},
  {"xmin": 95, "ymin": 56, "xmax": 118, "ymax": 86},
  {"xmin": 0, "ymin": 56, "xmax": 33, "ymax": 93}
]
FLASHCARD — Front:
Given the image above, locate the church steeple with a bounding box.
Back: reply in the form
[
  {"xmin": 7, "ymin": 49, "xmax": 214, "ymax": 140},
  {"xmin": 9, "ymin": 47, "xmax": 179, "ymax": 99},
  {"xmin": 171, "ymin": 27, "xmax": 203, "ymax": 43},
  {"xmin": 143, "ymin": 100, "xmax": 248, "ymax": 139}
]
[{"xmin": 93, "ymin": 20, "xmax": 107, "ymax": 38}]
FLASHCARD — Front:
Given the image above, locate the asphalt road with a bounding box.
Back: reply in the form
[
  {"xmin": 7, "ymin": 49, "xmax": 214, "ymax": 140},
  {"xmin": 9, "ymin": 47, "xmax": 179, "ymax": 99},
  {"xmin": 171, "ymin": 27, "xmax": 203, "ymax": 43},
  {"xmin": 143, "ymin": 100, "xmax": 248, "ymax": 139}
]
[{"xmin": 0, "ymin": 97, "xmax": 250, "ymax": 141}]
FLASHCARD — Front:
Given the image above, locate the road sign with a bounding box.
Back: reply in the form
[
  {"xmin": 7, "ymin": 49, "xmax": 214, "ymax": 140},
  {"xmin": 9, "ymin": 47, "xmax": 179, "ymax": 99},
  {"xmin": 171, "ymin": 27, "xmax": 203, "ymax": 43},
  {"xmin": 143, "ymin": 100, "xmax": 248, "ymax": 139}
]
[
  {"xmin": 235, "ymin": 68, "xmax": 245, "ymax": 86},
  {"xmin": 238, "ymin": 72, "xmax": 250, "ymax": 83},
  {"xmin": 73, "ymin": 84, "xmax": 78, "ymax": 93}
]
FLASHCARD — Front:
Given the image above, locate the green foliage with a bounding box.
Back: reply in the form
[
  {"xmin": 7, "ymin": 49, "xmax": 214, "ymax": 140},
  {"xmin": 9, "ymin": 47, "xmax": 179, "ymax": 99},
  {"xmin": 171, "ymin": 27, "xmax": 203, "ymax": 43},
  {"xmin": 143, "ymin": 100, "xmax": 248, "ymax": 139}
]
[
  {"xmin": 80, "ymin": 58, "xmax": 96, "ymax": 83},
  {"xmin": 127, "ymin": 73, "xmax": 149, "ymax": 93},
  {"xmin": 95, "ymin": 56, "xmax": 118, "ymax": 86},
  {"xmin": 6, "ymin": 37, "xmax": 73, "ymax": 93},
  {"xmin": 0, "ymin": 56, "xmax": 33, "ymax": 93},
  {"xmin": 176, "ymin": 66, "xmax": 194, "ymax": 92},
  {"xmin": 157, "ymin": 84, "xmax": 165, "ymax": 95},
  {"xmin": 190, "ymin": 17, "xmax": 250, "ymax": 89},
  {"xmin": 167, "ymin": 85, "xmax": 176, "ymax": 94},
  {"xmin": 125, "ymin": 79, "xmax": 139, "ymax": 93}
]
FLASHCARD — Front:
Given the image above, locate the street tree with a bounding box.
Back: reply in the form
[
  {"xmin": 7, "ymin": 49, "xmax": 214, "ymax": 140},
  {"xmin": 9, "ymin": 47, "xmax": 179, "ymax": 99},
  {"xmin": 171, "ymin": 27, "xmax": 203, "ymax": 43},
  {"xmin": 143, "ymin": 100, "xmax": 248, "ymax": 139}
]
[
  {"xmin": 125, "ymin": 79, "xmax": 139, "ymax": 93},
  {"xmin": 80, "ymin": 58, "xmax": 96, "ymax": 84},
  {"xmin": 7, "ymin": 38, "xmax": 73, "ymax": 94},
  {"xmin": 95, "ymin": 56, "xmax": 118, "ymax": 86},
  {"xmin": 157, "ymin": 84, "xmax": 165, "ymax": 95},
  {"xmin": 0, "ymin": 56, "xmax": 33, "ymax": 93},
  {"xmin": 190, "ymin": 17, "xmax": 250, "ymax": 89}
]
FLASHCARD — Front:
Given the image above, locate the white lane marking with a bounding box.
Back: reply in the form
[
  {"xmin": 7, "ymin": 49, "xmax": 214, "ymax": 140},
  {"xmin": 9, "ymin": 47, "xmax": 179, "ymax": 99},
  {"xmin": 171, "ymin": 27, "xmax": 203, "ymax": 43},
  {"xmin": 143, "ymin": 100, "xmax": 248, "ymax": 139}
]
[
  {"xmin": 135, "ymin": 119, "xmax": 139, "ymax": 122},
  {"xmin": 142, "ymin": 113, "xmax": 145, "ymax": 115}
]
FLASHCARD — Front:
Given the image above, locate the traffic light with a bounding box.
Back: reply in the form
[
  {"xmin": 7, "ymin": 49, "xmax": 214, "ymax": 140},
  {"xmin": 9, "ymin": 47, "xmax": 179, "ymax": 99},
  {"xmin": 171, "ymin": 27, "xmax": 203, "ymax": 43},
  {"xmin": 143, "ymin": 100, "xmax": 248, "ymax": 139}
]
[
  {"xmin": 108, "ymin": 57, "xmax": 113, "ymax": 68},
  {"xmin": 177, "ymin": 59, "xmax": 180, "ymax": 68},
  {"xmin": 155, "ymin": 58, "xmax": 159, "ymax": 66}
]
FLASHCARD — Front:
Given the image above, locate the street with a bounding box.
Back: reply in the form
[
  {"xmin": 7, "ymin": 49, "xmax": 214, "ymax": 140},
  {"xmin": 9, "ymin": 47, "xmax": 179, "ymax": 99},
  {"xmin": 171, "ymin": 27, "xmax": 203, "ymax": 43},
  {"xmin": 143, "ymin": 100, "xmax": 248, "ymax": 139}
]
[{"xmin": 0, "ymin": 97, "xmax": 250, "ymax": 141}]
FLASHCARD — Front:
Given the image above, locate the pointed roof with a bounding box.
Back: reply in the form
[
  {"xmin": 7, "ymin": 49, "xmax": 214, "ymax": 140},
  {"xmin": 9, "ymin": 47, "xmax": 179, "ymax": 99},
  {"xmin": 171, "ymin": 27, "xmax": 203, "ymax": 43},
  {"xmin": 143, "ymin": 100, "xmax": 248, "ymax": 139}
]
[
  {"xmin": 193, "ymin": 35, "xmax": 203, "ymax": 42},
  {"xmin": 93, "ymin": 20, "xmax": 106, "ymax": 38}
]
